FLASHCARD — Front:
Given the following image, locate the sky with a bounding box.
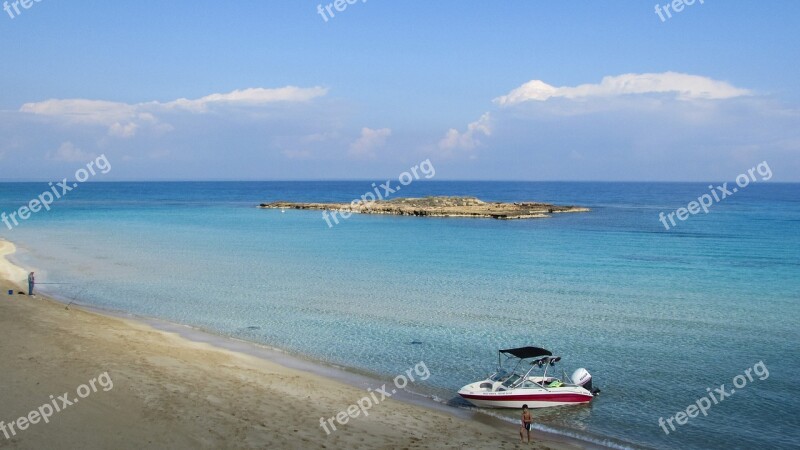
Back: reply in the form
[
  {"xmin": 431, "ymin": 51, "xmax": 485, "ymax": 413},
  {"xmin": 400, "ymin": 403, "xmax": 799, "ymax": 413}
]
[{"xmin": 0, "ymin": 1, "xmax": 798, "ymax": 181}]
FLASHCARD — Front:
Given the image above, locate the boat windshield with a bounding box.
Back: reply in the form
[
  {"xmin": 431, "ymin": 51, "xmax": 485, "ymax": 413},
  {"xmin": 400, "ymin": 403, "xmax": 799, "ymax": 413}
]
[
  {"xmin": 502, "ymin": 374, "xmax": 521, "ymax": 387},
  {"xmin": 489, "ymin": 370, "xmax": 509, "ymax": 382}
]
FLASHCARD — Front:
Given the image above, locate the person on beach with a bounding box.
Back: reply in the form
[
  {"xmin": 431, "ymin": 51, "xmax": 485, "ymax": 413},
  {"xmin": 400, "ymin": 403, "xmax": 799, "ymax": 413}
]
[
  {"xmin": 27, "ymin": 272, "xmax": 35, "ymax": 296},
  {"xmin": 520, "ymin": 404, "xmax": 532, "ymax": 443}
]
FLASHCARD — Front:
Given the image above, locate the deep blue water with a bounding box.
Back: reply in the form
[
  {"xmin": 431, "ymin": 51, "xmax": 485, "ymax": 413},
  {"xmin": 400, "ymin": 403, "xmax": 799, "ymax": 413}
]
[{"xmin": 1, "ymin": 181, "xmax": 798, "ymax": 449}]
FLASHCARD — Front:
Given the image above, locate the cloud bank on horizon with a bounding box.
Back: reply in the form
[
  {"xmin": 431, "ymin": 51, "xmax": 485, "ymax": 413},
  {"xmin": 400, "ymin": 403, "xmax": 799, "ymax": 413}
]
[
  {"xmin": 2, "ymin": 71, "xmax": 798, "ymax": 181},
  {"xmin": 440, "ymin": 71, "xmax": 795, "ymax": 180}
]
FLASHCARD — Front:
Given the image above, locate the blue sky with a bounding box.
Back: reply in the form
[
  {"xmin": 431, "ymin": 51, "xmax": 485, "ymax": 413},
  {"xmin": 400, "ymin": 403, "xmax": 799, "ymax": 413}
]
[{"xmin": 1, "ymin": 1, "xmax": 798, "ymax": 181}]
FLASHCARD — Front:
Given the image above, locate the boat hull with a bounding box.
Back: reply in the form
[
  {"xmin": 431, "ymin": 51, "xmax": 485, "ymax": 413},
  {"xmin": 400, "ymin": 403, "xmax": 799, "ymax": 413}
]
[{"xmin": 458, "ymin": 388, "xmax": 593, "ymax": 409}]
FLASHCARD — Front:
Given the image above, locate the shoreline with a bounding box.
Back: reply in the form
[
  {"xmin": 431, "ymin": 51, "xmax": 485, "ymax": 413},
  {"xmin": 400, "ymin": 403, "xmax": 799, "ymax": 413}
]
[
  {"xmin": 44, "ymin": 298, "xmax": 623, "ymax": 450},
  {"xmin": 0, "ymin": 239, "xmax": 597, "ymax": 449}
]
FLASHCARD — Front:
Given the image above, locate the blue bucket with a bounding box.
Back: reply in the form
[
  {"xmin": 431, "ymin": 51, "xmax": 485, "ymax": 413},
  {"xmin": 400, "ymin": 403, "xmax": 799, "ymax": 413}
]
[{"xmin": 7, "ymin": 290, "xmax": 12, "ymax": 295}]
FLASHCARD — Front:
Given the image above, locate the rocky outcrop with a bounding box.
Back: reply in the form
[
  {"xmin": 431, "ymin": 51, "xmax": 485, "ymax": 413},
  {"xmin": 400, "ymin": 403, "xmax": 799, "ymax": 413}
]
[{"xmin": 259, "ymin": 196, "xmax": 589, "ymax": 219}]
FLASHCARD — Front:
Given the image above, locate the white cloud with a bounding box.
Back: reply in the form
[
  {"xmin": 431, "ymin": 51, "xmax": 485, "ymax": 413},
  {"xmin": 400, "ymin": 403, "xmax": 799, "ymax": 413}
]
[
  {"xmin": 108, "ymin": 122, "xmax": 139, "ymax": 138},
  {"xmin": 47, "ymin": 142, "xmax": 91, "ymax": 162},
  {"xmin": 438, "ymin": 113, "xmax": 492, "ymax": 151},
  {"xmin": 494, "ymin": 72, "xmax": 751, "ymax": 105},
  {"xmin": 19, "ymin": 86, "xmax": 329, "ymax": 137},
  {"xmin": 424, "ymin": 70, "xmax": 800, "ymax": 180},
  {"xmin": 21, "ymin": 99, "xmax": 137, "ymax": 124},
  {"xmin": 161, "ymin": 86, "xmax": 328, "ymax": 113},
  {"xmin": 437, "ymin": 73, "xmax": 754, "ymax": 159},
  {"xmin": 349, "ymin": 127, "xmax": 392, "ymax": 158}
]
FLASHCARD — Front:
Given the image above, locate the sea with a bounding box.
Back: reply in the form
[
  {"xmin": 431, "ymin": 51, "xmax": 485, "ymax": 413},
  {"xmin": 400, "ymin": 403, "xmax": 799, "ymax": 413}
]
[{"xmin": 0, "ymin": 180, "xmax": 797, "ymax": 450}]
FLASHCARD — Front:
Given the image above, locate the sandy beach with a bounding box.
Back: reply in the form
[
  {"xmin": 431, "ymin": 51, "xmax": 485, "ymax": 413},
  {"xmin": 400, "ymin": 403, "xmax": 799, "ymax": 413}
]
[{"xmin": 0, "ymin": 240, "xmax": 582, "ymax": 450}]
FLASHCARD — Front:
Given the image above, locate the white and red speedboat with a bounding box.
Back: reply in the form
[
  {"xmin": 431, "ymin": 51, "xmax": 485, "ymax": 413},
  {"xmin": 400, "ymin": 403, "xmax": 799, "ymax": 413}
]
[{"xmin": 458, "ymin": 346, "xmax": 599, "ymax": 409}]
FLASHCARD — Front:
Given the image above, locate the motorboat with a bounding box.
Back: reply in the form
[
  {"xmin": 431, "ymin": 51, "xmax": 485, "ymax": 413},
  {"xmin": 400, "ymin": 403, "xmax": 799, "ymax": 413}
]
[{"xmin": 458, "ymin": 346, "xmax": 599, "ymax": 409}]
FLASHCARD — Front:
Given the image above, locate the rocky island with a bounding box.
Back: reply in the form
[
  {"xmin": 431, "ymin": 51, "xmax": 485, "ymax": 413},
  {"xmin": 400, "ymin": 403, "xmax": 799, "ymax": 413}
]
[{"xmin": 259, "ymin": 196, "xmax": 589, "ymax": 219}]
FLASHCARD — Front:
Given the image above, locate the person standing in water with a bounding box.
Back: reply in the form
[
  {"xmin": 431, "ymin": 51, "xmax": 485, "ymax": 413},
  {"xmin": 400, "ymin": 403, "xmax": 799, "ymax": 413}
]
[
  {"xmin": 27, "ymin": 272, "xmax": 35, "ymax": 296},
  {"xmin": 520, "ymin": 404, "xmax": 533, "ymax": 443}
]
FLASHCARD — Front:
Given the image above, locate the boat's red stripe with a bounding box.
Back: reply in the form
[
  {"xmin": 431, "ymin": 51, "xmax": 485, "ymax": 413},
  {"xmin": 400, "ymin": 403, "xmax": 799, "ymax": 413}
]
[{"xmin": 459, "ymin": 393, "xmax": 592, "ymax": 403}]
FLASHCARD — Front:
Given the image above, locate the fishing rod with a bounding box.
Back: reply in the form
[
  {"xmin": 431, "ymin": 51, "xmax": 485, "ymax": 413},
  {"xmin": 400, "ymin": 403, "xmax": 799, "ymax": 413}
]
[{"xmin": 53, "ymin": 284, "xmax": 89, "ymax": 310}]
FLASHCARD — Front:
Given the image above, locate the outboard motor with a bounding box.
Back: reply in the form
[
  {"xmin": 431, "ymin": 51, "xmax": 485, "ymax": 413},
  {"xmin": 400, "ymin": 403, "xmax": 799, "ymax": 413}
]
[{"xmin": 571, "ymin": 368, "xmax": 597, "ymax": 394}]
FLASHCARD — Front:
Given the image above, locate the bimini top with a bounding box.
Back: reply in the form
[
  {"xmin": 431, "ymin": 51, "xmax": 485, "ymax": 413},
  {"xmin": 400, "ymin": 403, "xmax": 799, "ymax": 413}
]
[{"xmin": 499, "ymin": 346, "xmax": 552, "ymax": 359}]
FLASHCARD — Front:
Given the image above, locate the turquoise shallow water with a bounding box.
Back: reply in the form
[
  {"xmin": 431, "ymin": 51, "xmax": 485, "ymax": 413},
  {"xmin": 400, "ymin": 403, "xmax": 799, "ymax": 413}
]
[{"xmin": 1, "ymin": 181, "xmax": 798, "ymax": 449}]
